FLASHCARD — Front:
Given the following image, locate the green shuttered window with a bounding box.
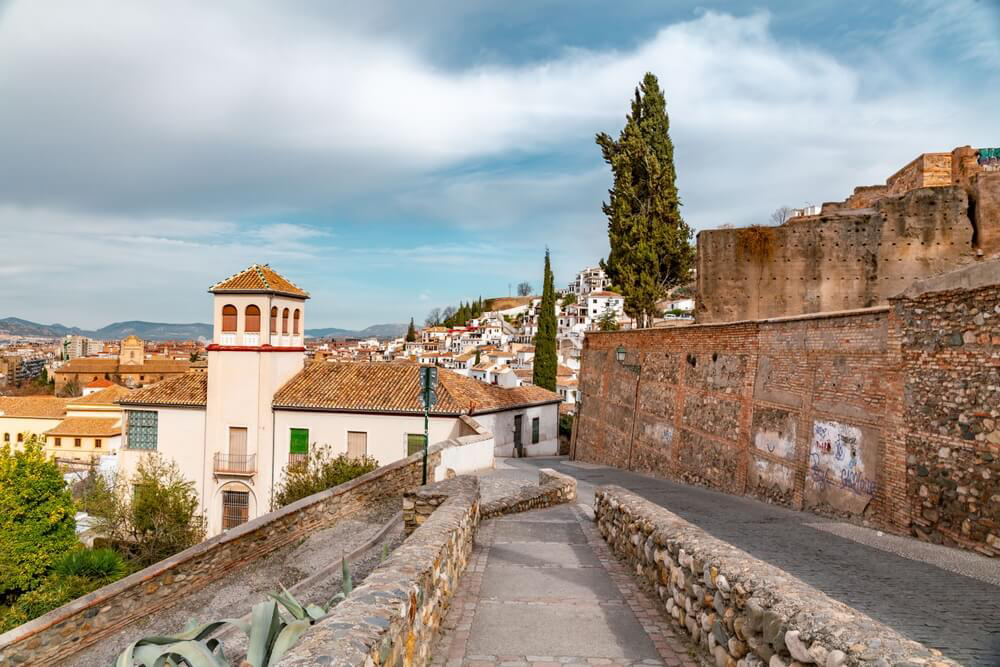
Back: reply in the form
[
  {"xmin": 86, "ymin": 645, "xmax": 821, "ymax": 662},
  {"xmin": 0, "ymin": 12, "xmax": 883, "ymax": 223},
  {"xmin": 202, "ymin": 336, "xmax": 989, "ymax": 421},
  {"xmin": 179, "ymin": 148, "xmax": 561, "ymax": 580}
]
[
  {"xmin": 406, "ymin": 433, "xmax": 426, "ymax": 457},
  {"xmin": 531, "ymin": 417, "xmax": 540, "ymax": 444},
  {"xmin": 290, "ymin": 428, "xmax": 309, "ymax": 454}
]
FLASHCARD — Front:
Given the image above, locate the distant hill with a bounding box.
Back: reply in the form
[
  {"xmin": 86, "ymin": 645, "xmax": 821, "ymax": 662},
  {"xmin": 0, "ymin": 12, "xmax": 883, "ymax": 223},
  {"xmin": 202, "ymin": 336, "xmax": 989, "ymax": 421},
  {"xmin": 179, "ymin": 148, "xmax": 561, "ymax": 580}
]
[{"xmin": 0, "ymin": 317, "xmax": 409, "ymax": 342}]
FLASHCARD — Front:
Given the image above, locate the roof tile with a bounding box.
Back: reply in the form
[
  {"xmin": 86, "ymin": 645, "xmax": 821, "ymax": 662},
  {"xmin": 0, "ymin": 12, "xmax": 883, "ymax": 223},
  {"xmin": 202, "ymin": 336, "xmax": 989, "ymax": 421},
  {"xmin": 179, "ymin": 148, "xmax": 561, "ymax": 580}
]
[
  {"xmin": 119, "ymin": 373, "xmax": 207, "ymax": 407},
  {"xmin": 209, "ymin": 264, "xmax": 309, "ymax": 298},
  {"xmin": 45, "ymin": 417, "xmax": 121, "ymax": 437}
]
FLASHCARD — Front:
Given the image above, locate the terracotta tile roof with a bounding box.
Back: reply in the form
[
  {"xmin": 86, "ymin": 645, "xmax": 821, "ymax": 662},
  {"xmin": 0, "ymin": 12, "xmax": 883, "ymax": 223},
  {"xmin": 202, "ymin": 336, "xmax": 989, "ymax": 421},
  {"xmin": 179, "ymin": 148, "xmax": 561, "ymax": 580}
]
[
  {"xmin": 119, "ymin": 359, "xmax": 192, "ymax": 374},
  {"xmin": 588, "ymin": 290, "xmax": 622, "ymax": 298},
  {"xmin": 209, "ymin": 264, "xmax": 309, "ymax": 298},
  {"xmin": 0, "ymin": 396, "xmax": 70, "ymax": 419},
  {"xmin": 57, "ymin": 358, "xmax": 190, "ymax": 375},
  {"xmin": 272, "ymin": 362, "xmax": 561, "ymax": 415},
  {"xmin": 68, "ymin": 385, "xmax": 132, "ymax": 406},
  {"xmin": 514, "ymin": 369, "xmax": 534, "ymax": 379},
  {"xmin": 57, "ymin": 358, "xmax": 119, "ymax": 374},
  {"xmin": 45, "ymin": 417, "xmax": 121, "ymax": 437},
  {"xmin": 119, "ymin": 373, "xmax": 207, "ymax": 407},
  {"xmin": 85, "ymin": 378, "xmax": 114, "ymax": 389}
]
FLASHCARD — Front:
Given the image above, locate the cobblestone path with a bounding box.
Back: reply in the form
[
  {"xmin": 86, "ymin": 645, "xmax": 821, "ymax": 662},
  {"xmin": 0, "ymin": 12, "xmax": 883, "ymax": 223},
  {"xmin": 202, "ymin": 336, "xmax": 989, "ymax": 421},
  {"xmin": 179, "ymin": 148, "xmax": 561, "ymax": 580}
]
[
  {"xmin": 510, "ymin": 457, "xmax": 1000, "ymax": 667},
  {"xmin": 431, "ymin": 504, "xmax": 700, "ymax": 667}
]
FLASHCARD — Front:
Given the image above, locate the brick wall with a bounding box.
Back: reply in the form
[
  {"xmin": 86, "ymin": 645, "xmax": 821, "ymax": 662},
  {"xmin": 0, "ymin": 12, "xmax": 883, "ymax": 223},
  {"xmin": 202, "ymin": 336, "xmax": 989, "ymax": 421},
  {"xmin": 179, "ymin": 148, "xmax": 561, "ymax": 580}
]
[
  {"xmin": 576, "ymin": 263, "xmax": 1000, "ymax": 556},
  {"xmin": 0, "ymin": 446, "xmax": 443, "ymax": 667}
]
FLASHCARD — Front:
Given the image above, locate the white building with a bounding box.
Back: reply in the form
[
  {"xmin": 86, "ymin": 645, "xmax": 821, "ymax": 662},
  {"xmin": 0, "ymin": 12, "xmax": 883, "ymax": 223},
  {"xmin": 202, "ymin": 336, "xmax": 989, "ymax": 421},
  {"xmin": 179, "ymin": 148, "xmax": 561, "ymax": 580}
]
[
  {"xmin": 118, "ymin": 264, "xmax": 560, "ymax": 536},
  {"xmin": 568, "ymin": 266, "xmax": 610, "ymax": 297}
]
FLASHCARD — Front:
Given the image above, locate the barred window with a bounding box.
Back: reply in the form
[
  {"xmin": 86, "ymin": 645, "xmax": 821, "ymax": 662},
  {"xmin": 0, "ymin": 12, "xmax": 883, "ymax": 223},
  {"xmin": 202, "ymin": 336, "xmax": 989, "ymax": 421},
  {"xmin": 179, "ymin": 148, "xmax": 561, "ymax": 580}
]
[{"xmin": 127, "ymin": 410, "xmax": 158, "ymax": 450}]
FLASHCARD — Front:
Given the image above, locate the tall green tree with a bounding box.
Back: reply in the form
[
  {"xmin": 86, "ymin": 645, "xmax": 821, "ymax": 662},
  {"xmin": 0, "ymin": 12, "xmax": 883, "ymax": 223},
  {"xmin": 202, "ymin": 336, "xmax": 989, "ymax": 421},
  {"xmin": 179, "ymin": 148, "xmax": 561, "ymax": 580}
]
[
  {"xmin": 405, "ymin": 318, "xmax": 417, "ymax": 342},
  {"xmin": 597, "ymin": 72, "xmax": 693, "ymax": 328},
  {"xmin": 0, "ymin": 437, "xmax": 77, "ymax": 599},
  {"xmin": 532, "ymin": 249, "xmax": 558, "ymax": 391}
]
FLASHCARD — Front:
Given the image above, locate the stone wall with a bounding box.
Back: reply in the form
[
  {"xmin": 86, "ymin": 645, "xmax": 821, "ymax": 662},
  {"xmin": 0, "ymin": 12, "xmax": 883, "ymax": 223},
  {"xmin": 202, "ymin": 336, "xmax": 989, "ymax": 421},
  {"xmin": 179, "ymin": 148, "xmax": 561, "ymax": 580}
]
[
  {"xmin": 0, "ymin": 446, "xmax": 444, "ymax": 667},
  {"xmin": 595, "ymin": 486, "xmax": 959, "ymax": 667},
  {"xmin": 281, "ymin": 476, "xmax": 480, "ymax": 667},
  {"xmin": 575, "ymin": 261, "xmax": 1000, "ymax": 555},
  {"xmin": 890, "ymin": 261, "xmax": 1000, "ymax": 555},
  {"xmin": 480, "ymin": 468, "xmax": 576, "ymax": 519},
  {"xmin": 696, "ymin": 185, "xmax": 980, "ymax": 323}
]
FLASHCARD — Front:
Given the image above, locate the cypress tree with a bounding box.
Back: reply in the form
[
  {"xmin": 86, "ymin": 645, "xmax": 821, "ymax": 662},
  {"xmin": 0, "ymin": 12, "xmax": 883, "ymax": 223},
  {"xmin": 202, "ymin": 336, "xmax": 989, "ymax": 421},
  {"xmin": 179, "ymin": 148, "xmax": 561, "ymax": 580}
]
[
  {"xmin": 596, "ymin": 72, "xmax": 693, "ymax": 328},
  {"xmin": 405, "ymin": 318, "xmax": 417, "ymax": 342},
  {"xmin": 532, "ymin": 248, "xmax": 558, "ymax": 391}
]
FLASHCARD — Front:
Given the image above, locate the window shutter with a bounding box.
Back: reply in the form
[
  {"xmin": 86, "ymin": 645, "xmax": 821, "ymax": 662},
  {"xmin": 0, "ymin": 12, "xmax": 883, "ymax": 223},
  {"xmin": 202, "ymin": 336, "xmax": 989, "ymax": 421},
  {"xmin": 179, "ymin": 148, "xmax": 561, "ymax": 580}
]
[{"xmin": 290, "ymin": 428, "xmax": 309, "ymax": 454}]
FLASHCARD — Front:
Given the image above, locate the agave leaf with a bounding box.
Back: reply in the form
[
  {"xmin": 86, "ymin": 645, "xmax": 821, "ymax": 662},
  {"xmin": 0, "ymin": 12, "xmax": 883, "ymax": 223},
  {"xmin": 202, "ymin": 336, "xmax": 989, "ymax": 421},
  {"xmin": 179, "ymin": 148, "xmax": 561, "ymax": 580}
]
[
  {"xmin": 147, "ymin": 641, "xmax": 229, "ymax": 667},
  {"xmin": 265, "ymin": 619, "xmax": 312, "ymax": 665},
  {"xmin": 341, "ymin": 554, "xmax": 352, "ymax": 595},
  {"xmin": 268, "ymin": 583, "xmax": 307, "ymax": 620},
  {"xmin": 324, "ymin": 591, "xmax": 346, "ymax": 608},
  {"xmin": 245, "ymin": 600, "xmax": 284, "ymax": 667},
  {"xmin": 304, "ymin": 603, "xmax": 326, "ymax": 621}
]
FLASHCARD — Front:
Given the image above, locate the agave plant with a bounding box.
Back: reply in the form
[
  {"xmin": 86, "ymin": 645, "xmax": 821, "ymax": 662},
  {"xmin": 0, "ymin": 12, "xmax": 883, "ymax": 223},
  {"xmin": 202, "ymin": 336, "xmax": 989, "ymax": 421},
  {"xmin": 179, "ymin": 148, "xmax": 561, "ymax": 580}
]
[{"xmin": 112, "ymin": 556, "xmax": 354, "ymax": 667}]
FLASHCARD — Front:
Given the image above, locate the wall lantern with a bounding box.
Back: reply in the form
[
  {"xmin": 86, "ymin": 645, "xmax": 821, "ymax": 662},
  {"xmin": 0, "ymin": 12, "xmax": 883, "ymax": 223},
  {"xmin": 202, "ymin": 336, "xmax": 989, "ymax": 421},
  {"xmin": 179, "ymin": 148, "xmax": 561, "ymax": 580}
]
[{"xmin": 614, "ymin": 344, "xmax": 640, "ymax": 372}]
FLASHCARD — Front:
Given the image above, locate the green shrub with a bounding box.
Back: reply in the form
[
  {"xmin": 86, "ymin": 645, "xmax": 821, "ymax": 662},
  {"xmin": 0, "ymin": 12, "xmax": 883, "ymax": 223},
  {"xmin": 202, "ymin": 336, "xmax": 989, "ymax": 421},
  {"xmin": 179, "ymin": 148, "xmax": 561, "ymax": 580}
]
[
  {"xmin": 54, "ymin": 548, "xmax": 127, "ymax": 583},
  {"xmin": 273, "ymin": 445, "xmax": 377, "ymax": 508},
  {"xmin": 558, "ymin": 414, "xmax": 574, "ymax": 439},
  {"xmin": 0, "ymin": 437, "xmax": 77, "ymax": 600},
  {"xmin": 0, "ymin": 574, "xmax": 97, "ymax": 632}
]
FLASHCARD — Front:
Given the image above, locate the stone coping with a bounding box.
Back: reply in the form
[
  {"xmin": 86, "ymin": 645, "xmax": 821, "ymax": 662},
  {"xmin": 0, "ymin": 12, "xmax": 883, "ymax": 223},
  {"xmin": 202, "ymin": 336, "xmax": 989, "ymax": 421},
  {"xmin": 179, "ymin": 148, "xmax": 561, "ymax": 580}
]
[
  {"xmin": 0, "ymin": 443, "xmax": 448, "ymax": 658},
  {"xmin": 481, "ymin": 468, "xmax": 577, "ymax": 519},
  {"xmin": 278, "ymin": 475, "xmax": 481, "ymax": 666},
  {"xmin": 595, "ymin": 486, "xmax": 959, "ymax": 667}
]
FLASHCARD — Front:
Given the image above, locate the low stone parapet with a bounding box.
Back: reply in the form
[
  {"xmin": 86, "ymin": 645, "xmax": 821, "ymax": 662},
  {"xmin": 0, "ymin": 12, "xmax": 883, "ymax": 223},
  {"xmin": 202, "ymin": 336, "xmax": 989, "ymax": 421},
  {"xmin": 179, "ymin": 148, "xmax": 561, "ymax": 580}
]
[
  {"xmin": 595, "ymin": 486, "xmax": 959, "ymax": 667},
  {"xmin": 278, "ymin": 475, "xmax": 480, "ymax": 667},
  {"xmin": 481, "ymin": 468, "xmax": 576, "ymax": 519}
]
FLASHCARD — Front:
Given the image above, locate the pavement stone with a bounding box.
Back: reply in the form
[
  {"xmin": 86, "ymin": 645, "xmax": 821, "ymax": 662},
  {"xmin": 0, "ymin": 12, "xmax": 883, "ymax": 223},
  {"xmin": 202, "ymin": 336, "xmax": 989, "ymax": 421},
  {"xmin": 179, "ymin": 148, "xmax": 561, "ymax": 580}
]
[{"xmin": 513, "ymin": 456, "xmax": 1000, "ymax": 667}]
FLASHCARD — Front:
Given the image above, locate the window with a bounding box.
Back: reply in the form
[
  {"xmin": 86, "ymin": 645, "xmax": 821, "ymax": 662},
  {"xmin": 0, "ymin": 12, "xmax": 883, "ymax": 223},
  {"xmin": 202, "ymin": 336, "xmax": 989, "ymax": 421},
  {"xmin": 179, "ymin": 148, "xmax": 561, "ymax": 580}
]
[
  {"xmin": 270, "ymin": 307, "xmax": 278, "ymax": 334},
  {"xmin": 54, "ymin": 437, "xmax": 61, "ymax": 447},
  {"xmin": 74, "ymin": 438, "xmax": 81, "ymax": 447},
  {"xmin": 17, "ymin": 433, "xmax": 23, "ymax": 443},
  {"xmin": 282, "ymin": 308, "xmax": 290, "ymax": 334},
  {"xmin": 95, "ymin": 438, "xmax": 102, "ymax": 449},
  {"xmin": 347, "ymin": 431, "xmax": 367, "ymax": 459},
  {"xmin": 229, "ymin": 426, "xmax": 248, "ymax": 457},
  {"xmin": 2, "ymin": 433, "xmax": 7, "ymax": 442},
  {"xmin": 293, "ymin": 309, "xmax": 301, "ymax": 334},
  {"xmin": 222, "ymin": 304, "xmax": 238, "ymax": 332},
  {"xmin": 222, "ymin": 489, "xmax": 250, "ymax": 530},
  {"xmin": 290, "ymin": 428, "xmax": 309, "ymax": 465},
  {"xmin": 245, "ymin": 305, "xmax": 261, "ymax": 332},
  {"xmin": 406, "ymin": 433, "xmax": 426, "ymax": 457},
  {"xmin": 532, "ymin": 417, "xmax": 540, "ymax": 444},
  {"xmin": 127, "ymin": 410, "xmax": 158, "ymax": 450}
]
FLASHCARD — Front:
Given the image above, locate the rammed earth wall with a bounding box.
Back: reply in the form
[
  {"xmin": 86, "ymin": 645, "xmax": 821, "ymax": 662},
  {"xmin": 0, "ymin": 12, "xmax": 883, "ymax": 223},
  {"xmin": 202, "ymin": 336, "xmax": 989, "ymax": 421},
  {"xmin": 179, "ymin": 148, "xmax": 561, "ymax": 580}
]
[
  {"xmin": 574, "ymin": 259, "xmax": 1000, "ymax": 556},
  {"xmin": 0, "ymin": 446, "xmax": 443, "ymax": 667},
  {"xmin": 596, "ymin": 486, "xmax": 959, "ymax": 667}
]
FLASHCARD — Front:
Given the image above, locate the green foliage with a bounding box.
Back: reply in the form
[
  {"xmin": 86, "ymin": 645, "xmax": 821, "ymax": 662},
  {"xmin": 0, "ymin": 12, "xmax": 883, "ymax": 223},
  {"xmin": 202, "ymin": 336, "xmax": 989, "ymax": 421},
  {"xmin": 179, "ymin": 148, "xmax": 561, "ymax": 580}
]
[
  {"xmin": 90, "ymin": 455, "xmax": 205, "ymax": 568},
  {"xmin": 57, "ymin": 378, "xmax": 82, "ymax": 398},
  {"xmin": 596, "ymin": 307, "xmax": 621, "ymax": 331},
  {"xmin": 532, "ymin": 249, "xmax": 558, "ymax": 391},
  {"xmin": 597, "ymin": 72, "xmax": 694, "ymax": 328},
  {"xmin": 54, "ymin": 548, "xmax": 127, "ymax": 583},
  {"xmin": 560, "ymin": 292, "xmax": 577, "ymax": 306},
  {"xmin": 0, "ymin": 574, "xmax": 100, "ymax": 632},
  {"xmin": 0, "ymin": 437, "xmax": 77, "ymax": 600},
  {"xmin": 273, "ymin": 445, "xmax": 377, "ymax": 509},
  {"xmin": 405, "ymin": 317, "xmax": 417, "ymax": 342},
  {"xmin": 558, "ymin": 414, "xmax": 574, "ymax": 439},
  {"xmin": 436, "ymin": 297, "xmax": 487, "ymax": 329}
]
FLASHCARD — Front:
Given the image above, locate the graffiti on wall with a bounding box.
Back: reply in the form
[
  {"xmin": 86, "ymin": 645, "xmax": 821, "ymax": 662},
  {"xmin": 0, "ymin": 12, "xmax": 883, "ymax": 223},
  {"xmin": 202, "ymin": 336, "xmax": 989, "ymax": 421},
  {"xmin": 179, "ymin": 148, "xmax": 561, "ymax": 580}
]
[
  {"xmin": 808, "ymin": 420, "xmax": 876, "ymax": 498},
  {"xmin": 979, "ymin": 147, "xmax": 1000, "ymax": 172}
]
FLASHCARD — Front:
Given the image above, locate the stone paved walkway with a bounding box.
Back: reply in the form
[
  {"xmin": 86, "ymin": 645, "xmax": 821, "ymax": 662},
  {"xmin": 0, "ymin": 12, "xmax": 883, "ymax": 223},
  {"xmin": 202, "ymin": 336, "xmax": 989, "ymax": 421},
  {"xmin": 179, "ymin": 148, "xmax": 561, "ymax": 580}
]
[
  {"xmin": 510, "ymin": 457, "xmax": 1000, "ymax": 667},
  {"xmin": 431, "ymin": 504, "xmax": 701, "ymax": 667}
]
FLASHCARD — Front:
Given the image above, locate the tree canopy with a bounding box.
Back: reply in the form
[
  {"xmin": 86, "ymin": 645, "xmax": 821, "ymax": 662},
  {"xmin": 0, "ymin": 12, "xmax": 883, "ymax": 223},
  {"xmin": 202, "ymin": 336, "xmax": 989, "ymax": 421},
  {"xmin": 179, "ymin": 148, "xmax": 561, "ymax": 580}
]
[
  {"xmin": 597, "ymin": 72, "xmax": 693, "ymax": 328},
  {"xmin": 532, "ymin": 249, "xmax": 557, "ymax": 391},
  {"xmin": 405, "ymin": 318, "xmax": 417, "ymax": 342}
]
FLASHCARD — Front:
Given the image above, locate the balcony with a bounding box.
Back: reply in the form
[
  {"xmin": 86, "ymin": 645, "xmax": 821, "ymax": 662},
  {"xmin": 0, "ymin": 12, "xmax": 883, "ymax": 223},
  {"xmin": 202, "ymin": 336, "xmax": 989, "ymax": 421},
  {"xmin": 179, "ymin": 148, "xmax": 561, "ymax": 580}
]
[{"xmin": 213, "ymin": 452, "xmax": 256, "ymax": 476}]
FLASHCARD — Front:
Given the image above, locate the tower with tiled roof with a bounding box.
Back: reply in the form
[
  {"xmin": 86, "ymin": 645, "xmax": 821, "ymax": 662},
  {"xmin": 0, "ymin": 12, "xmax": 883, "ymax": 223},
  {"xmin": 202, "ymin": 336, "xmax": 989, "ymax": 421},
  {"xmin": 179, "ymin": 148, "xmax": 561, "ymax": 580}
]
[{"xmin": 203, "ymin": 264, "xmax": 310, "ymax": 533}]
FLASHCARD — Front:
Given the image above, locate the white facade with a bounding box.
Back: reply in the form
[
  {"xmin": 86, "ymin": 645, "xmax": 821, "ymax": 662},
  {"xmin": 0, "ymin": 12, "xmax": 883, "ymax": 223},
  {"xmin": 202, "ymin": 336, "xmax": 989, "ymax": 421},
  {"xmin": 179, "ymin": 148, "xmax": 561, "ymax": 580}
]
[{"xmin": 475, "ymin": 403, "xmax": 559, "ymax": 458}]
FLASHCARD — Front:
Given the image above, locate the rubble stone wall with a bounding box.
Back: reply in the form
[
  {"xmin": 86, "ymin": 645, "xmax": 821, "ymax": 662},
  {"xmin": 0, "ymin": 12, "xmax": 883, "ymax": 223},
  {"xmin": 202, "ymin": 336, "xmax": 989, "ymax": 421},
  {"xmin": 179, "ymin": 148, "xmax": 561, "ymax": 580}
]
[
  {"xmin": 480, "ymin": 468, "xmax": 576, "ymax": 518},
  {"xmin": 595, "ymin": 486, "xmax": 959, "ymax": 667},
  {"xmin": 0, "ymin": 446, "xmax": 443, "ymax": 667},
  {"xmin": 281, "ymin": 476, "xmax": 480, "ymax": 667},
  {"xmin": 576, "ymin": 261, "xmax": 1000, "ymax": 556}
]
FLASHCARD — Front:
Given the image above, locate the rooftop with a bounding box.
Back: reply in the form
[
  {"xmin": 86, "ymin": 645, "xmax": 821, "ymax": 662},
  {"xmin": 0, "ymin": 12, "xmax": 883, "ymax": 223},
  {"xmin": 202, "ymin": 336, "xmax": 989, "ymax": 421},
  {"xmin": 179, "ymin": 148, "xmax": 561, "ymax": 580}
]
[
  {"xmin": 119, "ymin": 373, "xmax": 208, "ymax": 407},
  {"xmin": 209, "ymin": 264, "xmax": 310, "ymax": 299},
  {"xmin": 272, "ymin": 362, "xmax": 560, "ymax": 416},
  {"xmin": 45, "ymin": 417, "xmax": 121, "ymax": 437},
  {"xmin": 68, "ymin": 385, "xmax": 132, "ymax": 406},
  {"xmin": 0, "ymin": 396, "xmax": 71, "ymax": 419}
]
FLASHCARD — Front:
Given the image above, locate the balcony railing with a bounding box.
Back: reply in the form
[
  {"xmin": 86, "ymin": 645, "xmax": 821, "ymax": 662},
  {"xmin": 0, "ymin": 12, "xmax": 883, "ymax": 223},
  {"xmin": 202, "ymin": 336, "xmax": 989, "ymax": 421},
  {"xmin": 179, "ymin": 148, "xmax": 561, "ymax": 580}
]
[{"xmin": 213, "ymin": 452, "xmax": 256, "ymax": 475}]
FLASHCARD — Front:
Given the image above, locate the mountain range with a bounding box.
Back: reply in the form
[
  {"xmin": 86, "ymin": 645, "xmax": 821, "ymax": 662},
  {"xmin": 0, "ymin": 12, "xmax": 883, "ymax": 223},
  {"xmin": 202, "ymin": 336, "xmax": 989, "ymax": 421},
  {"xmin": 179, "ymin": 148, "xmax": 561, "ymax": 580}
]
[{"xmin": 0, "ymin": 317, "xmax": 408, "ymax": 342}]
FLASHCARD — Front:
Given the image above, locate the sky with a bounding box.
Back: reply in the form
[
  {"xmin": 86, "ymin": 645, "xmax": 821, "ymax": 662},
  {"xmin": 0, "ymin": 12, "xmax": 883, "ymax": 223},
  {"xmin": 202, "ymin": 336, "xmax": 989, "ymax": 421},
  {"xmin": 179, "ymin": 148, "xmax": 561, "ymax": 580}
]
[{"xmin": 1, "ymin": 0, "xmax": 998, "ymax": 329}]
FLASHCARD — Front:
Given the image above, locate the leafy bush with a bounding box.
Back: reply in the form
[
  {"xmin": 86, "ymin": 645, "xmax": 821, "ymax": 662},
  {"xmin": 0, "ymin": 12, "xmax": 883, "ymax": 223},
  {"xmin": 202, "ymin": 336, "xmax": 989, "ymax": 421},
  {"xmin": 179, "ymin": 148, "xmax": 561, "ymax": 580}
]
[
  {"xmin": 0, "ymin": 437, "xmax": 77, "ymax": 600},
  {"xmin": 559, "ymin": 414, "xmax": 574, "ymax": 439},
  {"xmin": 0, "ymin": 574, "xmax": 97, "ymax": 632},
  {"xmin": 54, "ymin": 548, "xmax": 127, "ymax": 583},
  {"xmin": 89, "ymin": 455, "xmax": 205, "ymax": 567},
  {"xmin": 273, "ymin": 445, "xmax": 377, "ymax": 509}
]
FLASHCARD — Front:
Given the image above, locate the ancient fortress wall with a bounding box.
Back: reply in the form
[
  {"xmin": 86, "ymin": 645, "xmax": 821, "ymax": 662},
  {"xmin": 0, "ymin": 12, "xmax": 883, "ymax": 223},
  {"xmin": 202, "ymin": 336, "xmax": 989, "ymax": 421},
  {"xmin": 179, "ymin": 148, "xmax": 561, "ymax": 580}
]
[
  {"xmin": 695, "ymin": 151, "xmax": 1000, "ymax": 324},
  {"xmin": 574, "ymin": 260, "xmax": 1000, "ymax": 555}
]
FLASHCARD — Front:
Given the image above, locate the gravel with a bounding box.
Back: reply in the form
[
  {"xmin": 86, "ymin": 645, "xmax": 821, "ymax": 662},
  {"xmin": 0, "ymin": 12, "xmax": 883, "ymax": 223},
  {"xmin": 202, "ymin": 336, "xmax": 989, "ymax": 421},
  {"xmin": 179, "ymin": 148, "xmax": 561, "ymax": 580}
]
[{"xmin": 60, "ymin": 499, "xmax": 402, "ymax": 667}]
